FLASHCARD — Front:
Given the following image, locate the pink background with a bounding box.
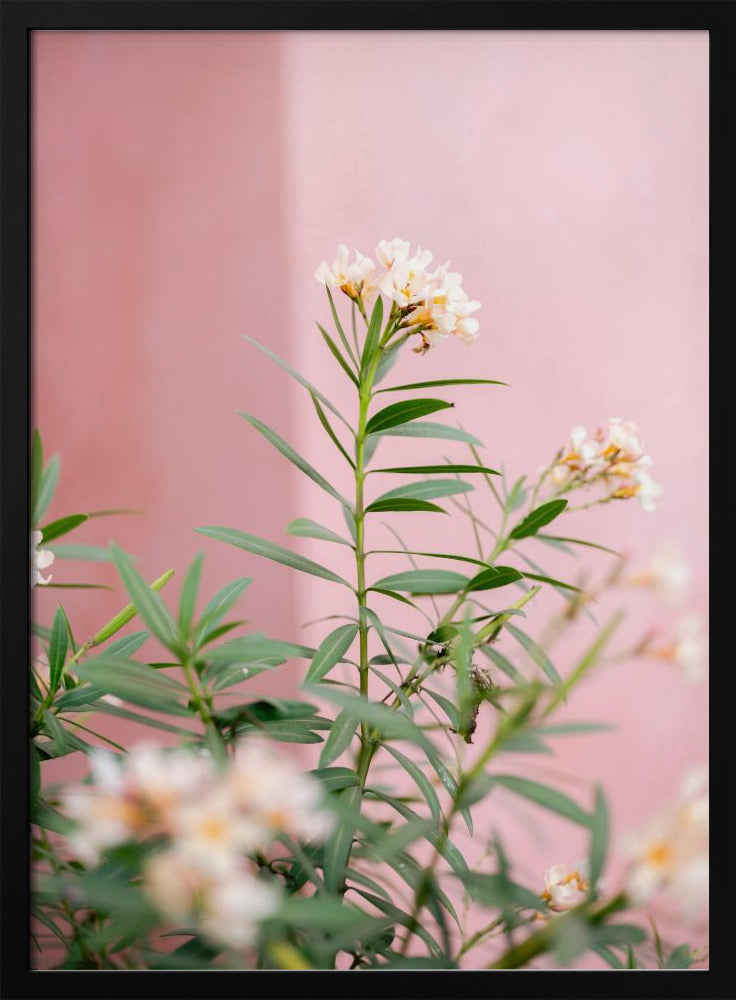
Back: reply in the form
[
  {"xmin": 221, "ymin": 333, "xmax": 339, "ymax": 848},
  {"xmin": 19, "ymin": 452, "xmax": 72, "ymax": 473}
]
[{"xmin": 33, "ymin": 31, "xmax": 708, "ymax": 964}]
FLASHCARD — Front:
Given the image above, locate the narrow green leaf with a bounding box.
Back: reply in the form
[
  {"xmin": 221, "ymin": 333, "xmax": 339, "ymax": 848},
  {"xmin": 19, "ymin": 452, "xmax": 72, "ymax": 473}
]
[
  {"xmin": 590, "ymin": 924, "xmax": 647, "ymax": 948},
  {"xmin": 372, "ymin": 569, "xmax": 469, "ymax": 595},
  {"xmin": 110, "ymin": 545, "xmax": 181, "ymax": 655},
  {"xmin": 178, "ymin": 552, "xmax": 204, "ymax": 638},
  {"xmin": 309, "ymin": 392, "xmax": 356, "ymax": 469},
  {"xmin": 240, "ymin": 413, "xmax": 349, "ymax": 507},
  {"xmin": 303, "ymin": 624, "xmax": 358, "ymax": 685},
  {"xmin": 505, "ymin": 623, "xmax": 562, "ymax": 686},
  {"xmin": 308, "ymin": 767, "xmax": 359, "ymax": 793},
  {"xmin": 308, "ymin": 688, "xmax": 429, "ymax": 749},
  {"xmin": 369, "ymin": 420, "xmax": 484, "ymax": 446},
  {"xmin": 196, "ymin": 526, "xmax": 350, "ymax": 587},
  {"xmin": 194, "ymin": 576, "xmax": 252, "ymax": 644},
  {"xmin": 371, "ymin": 478, "xmax": 473, "ymax": 505},
  {"xmin": 663, "ymin": 944, "xmax": 695, "ymax": 969},
  {"xmin": 75, "ymin": 657, "xmax": 190, "ymax": 715},
  {"xmin": 509, "ymin": 499, "xmax": 568, "ymax": 540},
  {"xmin": 373, "ymin": 337, "xmax": 405, "ymax": 386},
  {"xmin": 461, "ymin": 872, "xmax": 545, "ymax": 912},
  {"xmin": 39, "ymin": 514, "xmax": 89, "ymax": 544},
  {"xmin": 47, "ymin": 543, "xmax": 114, "ymax": 562},
  {"xmin": 467, "ymin": 566, "xmax": 524, "ymax": 592},
  {"xmin": 325, "ymin": 284, "xmax": 359, "ymax": 367},
  {"xmin": 360, "ymin": 295, "xmax": 384, "ymax": 373},
  {"xmin": 323, "ymin": 785, "xmax": 361, "ymax": 893},
  {"xmin": 241, "ymin": 334, "xmax": 351, "ymax": 429},
  {"xmin": 588, "ymin": 785, "xmax": 609, "ymax": 892},
  {"xmin": 365, "ymin": 398, "xmax": 453, "ymax": 436},
  {"xmin": 480, "ymin": 646, "xmax": 526, "ymax": 684},
  {"xmin": 504, "ymin": 476, "xmax": 528, "ymax": 514},
  {"xmin": 369, "ymin": 549, "xmax": 487, "ymax": 569},
  {"xmin": 520, "ymin": 571, "xmax": 583, "ymax": 594},
  {"xmin": 535, "ymin": 533, "xmax": 624, "ymax": 558},
  {"xmin": 376, "ymin": 377, "xmax": 508, "ymax": 393},
  {"xmin": 373, "ymin": 464, "xmax": 499, "ymax": 476},
  {"xmin": 493, "ymin": 774, "xmax": 591, "ymax": 828},
  {"xmin": 47, "ymin": 605, "xmax": 69, "ymax": 694},
  {"xmin": 383, "ymin": 745, "xmax": 441, "ymax": 822},
  {"xmin": 366, "ymin": 498, "xmax": 446, "ymax": 514},
  {"xmin": 319, "ymin": 709, "xmax": 357, "ymax": 766},
  {"xmin": 317, "ymin": 323, "xmax": 359, "ymax": 386},
  {"xmin": 286, "ymin": 517, "xmax": 352, "ymax": 548},
  {"xmin": 30, "ymin": 429, "xmax": 43, "ymax": 526},
  {"xmin": 34, "ymin": 454, "xmax": 60, "ymax": 526}
]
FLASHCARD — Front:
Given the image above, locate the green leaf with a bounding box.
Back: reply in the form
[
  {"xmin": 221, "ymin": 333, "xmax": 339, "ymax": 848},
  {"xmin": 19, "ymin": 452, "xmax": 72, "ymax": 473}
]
[
  {"xmin": 31, "ymin": 429, "xmax": 43, "ymax": 526},
  {"xmin": 519, "ymin": 570, "xmax": 583, "ymax": 594},
  {"xmin": 480, "ymin": 646, "xmax": 526, "ymax": 684},
  {"xmin": 348, "ymin": 889, "xmax": 443, "ymax": 959},
  {"xmin": 590, "ymin": 924, "xmax": 647, "ymax": 948},
  {"xmin": 461, "ymin": 872, "xmax": 545, "ymax": 912},
  {"xmin": 592, "ymin": 944, "xmax": 626, "ymax": 969},
  {"xmin": 75, "ymin": 657, "xmax": 190, "ymax": 715},
  {"xmin": 588, "ymin": 785, "xmax": 609, "ymax": 892},
  {"xmin": 467, "ymin": 566, "xmax": 524, "ymax": 592},
  {"xmin": 382, "ymin": 745, "xmax": 441, "ymax": 822},
  {"xmin": 319, "ymin": 709, "xmax": 357, "ymax": 767},
  {"xmin": 241, "ymin": 334, "xmax": 351, "ymax": 429},
  {"xmin": 505, "ymin": 623, "xmax": 562, "ymax": 686},
  {"xmin": 308, "ymin": 688, "xmax": 430, "ymax": 749},
  {"xmin": 47, "ymin": 543, "xmax": 114, "ymax": 562},
  {"xmin": 109, "ymin": 545, "xmax": 181, "ymax": 655},
  {"xmin": 371, "ymin": 478, "xmax": 473, "ymax": 505},
  {"xmin": 372, "ymin": 337, "xmax": 405, "ymax": 386},
  {"xmin": 33, "ymin": 454, "xmax": 60, "ymax": 526},
  {"xmin": 360, "ymin": 295, "xmax": 384, "ymax": 373},
  {"xmin": 373, "ymin": 464, "xmax": 499, "ymax": 476},
  {"xmin": 372, "ymin": 569, "xmax": 469, "ymax": 595},
  {"xmin": 196, "ymin": 526, "xmax": 350, "ymax": 587},
  {"xmin": 178, "ymin": 552, "xmax": 204, "ymax": 638},
  {"xmin": 535, "ymin": 533, "xmax": 624, "ymax": 558},
  {"xmin": 504, "ymin": 476, "xmax": 528, "ymax": 514},
  {"xmin": 663, "ymin": 944, "xmax": 695, "ymax": 969},
  {"xmin": 325, "ymin": 284, "xmax": 359, "ymax": 367},
  {"xmin": 366, "ymin": 498, "xmax": 446, "ymax": 514},
  {"xmin": 193, "ymin": 576, "xmax": 252, "ymax": 644},
  {"xmin": 204, "ymin": 634, "xmax": 315, "ymax": 667},
  {"xmin": 535, "ymin": 722, "xmax": 614, "ymax": 736},
  {"xmin": 369, "ymin": 420, "xmax": 484, "ymax": 446},
  {"xmin": 309, "ymin": 392, "xmax": 356, "ymax": 469},
  {"xmin": 322, "ymin": 785, "xmax": 361, "ymax": 893},
  {"xmin": 317, "ymin": 323, "xmax": 359, "ymax": 386},
  {"xmin": 286, "ymin": 517, "xmax": 353, "ymax": 548},
  {"xmin": 308, "ymin": 767, "xmax": 359, "ymax": 793},
  {"xmin": 509, "ymin": 499, "xmax": 568, "ymax": 540},
  {"xmin": 47, "ymin": 605, "xmax": 69, "ymax": 694},
  {"xmin": 303, "ymin": 624, "xmax": 358, "ymax": 685},
  {"xmin": 40, "ymin": 514, "xmax": 89, "ymax": 544},
  {"xmin": 492, "ymin": 774, "xmax": 591, "ymax": 827},
  {"xmin": 240, "ymin": 413, "xmax": 349, "ymax": 506},
  {"xmin": 365, "ymin": 398, "xmax": 453, "ymax": 436},
  {"xmin": 89, "ymin": 700, "xmax": 194, "ymax": 736},
  {"xmin": 376, "ymin": 377, "xmax": 508, "ymax": 393}
]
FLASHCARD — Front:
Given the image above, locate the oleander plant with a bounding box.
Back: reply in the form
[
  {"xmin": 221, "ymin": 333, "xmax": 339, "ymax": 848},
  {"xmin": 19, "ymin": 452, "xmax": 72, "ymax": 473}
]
[{"xmin": 31, "ymin": 238, "xmax": 708, "ymax": 971}]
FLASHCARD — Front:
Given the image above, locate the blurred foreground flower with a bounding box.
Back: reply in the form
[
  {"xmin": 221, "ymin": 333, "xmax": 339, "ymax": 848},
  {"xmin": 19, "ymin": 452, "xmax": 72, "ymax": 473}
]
[
  {"xmin": 622, "ymin": 766, "xmax": 708, "ymax": 918},
  {"xmin": 542, "ymin": 859, "xmax": 591, "ymax": 911},
  {"xmin": 31, "ymin": 530, "xmax": 54, "ymax": 587}
]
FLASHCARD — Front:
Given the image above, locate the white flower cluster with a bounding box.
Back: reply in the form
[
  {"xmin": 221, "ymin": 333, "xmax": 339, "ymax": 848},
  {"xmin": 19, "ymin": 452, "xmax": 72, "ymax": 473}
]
[
  {"xmin": 315, "ymin": 237, "xmax": 481, "ymax": 353},
  {"xmin": 31, "ymin": 530, "xmax": 54, "ymax": 587},
  {"xmin": 541, "ymin": 859, "xmax": 593, "ymax": 911},
  {"xmin": 62, "ymin": 741, "xmax": 334, "ymax": 950},
  {"xmin": 549, "ymin": 418, "xmax": 663, "ymax": 512},
  {"xmin": 629, "ymin": 544, "xmax": 691, "ymax": 604},
  {"xmin": 622, "ymin": 766, "xmax": 708, "ymax": 917}
]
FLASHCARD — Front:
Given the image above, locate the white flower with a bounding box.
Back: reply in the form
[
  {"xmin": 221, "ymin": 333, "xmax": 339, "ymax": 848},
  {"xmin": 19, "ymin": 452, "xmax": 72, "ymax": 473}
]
[
  {"xmin": 632, "ymin": 468, "xmax": 664, "ymax": 512},
  {"xmin": 61, "ymin": 786, "xmax": 146, "ymax": 865},
  {"xmin": 542, "ymin": 859, "xmax": 590, "ymax": 910},
  {"xmin": 314, "ymin": 244, "xmax": 377, "ymax": 301},
  {"xmin": 31, "ymin": 530, "xmax": 54, "ymax": 587},
  {"xmin": 404, "ymin": 261, "xmax": 481, "ymax": 349},
  {"xmin": 622, "ymin": 766, "xmax": 708, "ymax": 917},
  {"xmin": 379, "ymin": 247, "xmax": 434, "ymax": 308},
  {"xmin": 630, "ymin": 545, "xmax": 690, "ymax": 603},
  {"xmin": 375, "ymin": 237, "xmax": 411, "ymax": 269},
  {"xmin": 171, "ymin": 789, "xmax": 268, "ymax": 875},
  {"xmin": 125, "ymin": 742, "xmax": 212, "ymax": 817},
  {"xmin": 228, "ymin": 741, "xmax": 334, "ymax": 842},
  {"xmin": 200, "ymin": 872, "xmax": 281, "ymax": 950},
  {"xmin": 145, "ymin": 846, "xmax": 209, "ymax": 922},
  {"xmin": 602, "ymin": 417, "xmax": 644, "ymax": 460}
]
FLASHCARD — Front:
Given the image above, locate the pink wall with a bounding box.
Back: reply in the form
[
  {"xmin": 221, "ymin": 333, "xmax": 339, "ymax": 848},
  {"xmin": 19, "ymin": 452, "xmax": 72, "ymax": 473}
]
[{"xmin": 34, "ymin": 30, "xmax": 708, "ymax": 961}]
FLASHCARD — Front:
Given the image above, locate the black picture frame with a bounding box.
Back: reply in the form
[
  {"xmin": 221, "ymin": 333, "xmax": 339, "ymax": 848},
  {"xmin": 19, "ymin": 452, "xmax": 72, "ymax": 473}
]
[{"xmin": 1, "ymin": 3, "xmax": 732, "ymax": 998}]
